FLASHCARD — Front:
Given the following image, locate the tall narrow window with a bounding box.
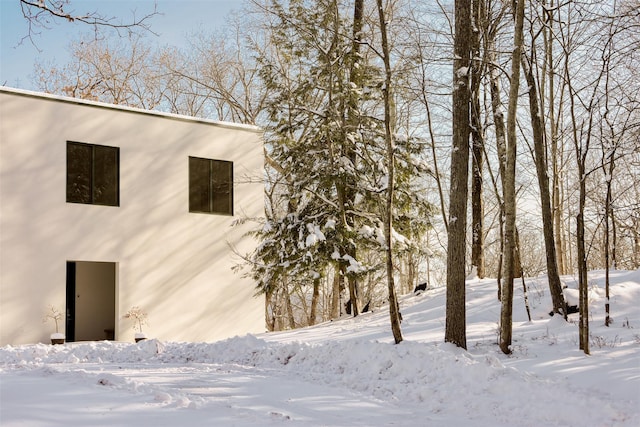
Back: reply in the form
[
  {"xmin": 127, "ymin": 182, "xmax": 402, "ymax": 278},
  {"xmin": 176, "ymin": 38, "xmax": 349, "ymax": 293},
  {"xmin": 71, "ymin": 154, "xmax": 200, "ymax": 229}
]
[
  {"xmin": 67, "ymin": 141, "xmax": 119, "ymax": 206},
  {"xmin": 189, "ymin": 157, "xmax": 233, "ymax": 215}
]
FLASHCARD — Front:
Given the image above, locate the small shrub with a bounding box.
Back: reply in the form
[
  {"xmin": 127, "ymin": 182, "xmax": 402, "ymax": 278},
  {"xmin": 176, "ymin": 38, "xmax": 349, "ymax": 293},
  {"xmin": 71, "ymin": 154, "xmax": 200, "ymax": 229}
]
[
  {"xmin": 590, "ymin": 334, "xmax": 621, "ymax": 349},
  {"xmin": 43, "ymin": 305, "xmax": 63, "ymax": 334},
  {"xmin": 123, "ymin": 306, "xmax": 148, "ymax": 334}
]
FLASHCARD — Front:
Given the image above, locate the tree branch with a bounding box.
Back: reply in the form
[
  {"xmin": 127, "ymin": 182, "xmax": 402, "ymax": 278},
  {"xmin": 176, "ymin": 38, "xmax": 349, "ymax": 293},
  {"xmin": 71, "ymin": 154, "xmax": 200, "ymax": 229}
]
[{"xmin": 18, "ymin": 0, "xmax": 158, "ymax": 50}]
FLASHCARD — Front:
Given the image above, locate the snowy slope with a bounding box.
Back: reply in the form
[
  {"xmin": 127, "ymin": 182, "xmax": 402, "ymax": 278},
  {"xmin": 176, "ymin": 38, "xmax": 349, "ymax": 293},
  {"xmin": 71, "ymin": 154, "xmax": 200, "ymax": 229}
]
[{"xmin": 1, "ymin": 269, "xmax": 639, "ymax": 426}]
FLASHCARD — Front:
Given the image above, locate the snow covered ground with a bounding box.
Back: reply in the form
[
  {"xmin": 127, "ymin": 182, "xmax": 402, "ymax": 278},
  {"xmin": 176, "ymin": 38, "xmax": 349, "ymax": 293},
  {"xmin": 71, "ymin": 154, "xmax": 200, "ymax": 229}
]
[{"xmin": 1, "ymin": 269, "xmax": 639, "ymax": 426}]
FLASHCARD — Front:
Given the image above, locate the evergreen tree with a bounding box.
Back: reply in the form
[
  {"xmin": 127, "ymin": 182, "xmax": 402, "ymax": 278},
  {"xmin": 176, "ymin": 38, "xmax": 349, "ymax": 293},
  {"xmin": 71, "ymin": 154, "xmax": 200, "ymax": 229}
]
[{"xmin": 245, "ymin": 0, "xmax": 432, "ymax": 326}]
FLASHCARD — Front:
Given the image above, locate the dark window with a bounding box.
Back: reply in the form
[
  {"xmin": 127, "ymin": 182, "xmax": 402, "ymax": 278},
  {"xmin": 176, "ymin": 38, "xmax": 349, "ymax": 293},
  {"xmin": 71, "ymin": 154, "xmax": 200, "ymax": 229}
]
[
  {"xmin": 189, "ymin": 157, "xmax": 233, "ymax": 215},
  {"xmin": 67, "ymin": 141, "xmax": 119, "ymax": 206}
]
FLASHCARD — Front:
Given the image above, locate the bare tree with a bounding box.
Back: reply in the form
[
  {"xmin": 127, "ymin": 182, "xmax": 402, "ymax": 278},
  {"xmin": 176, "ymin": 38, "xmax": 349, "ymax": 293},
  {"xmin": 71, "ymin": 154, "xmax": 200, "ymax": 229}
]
[
  {"xmin": 33, "ymin": 35, "xmax": 163, "ymax": 109},
  {"xmin": 445, "ymin": 0, "xmax": 471, "ymax": 350},
  {"xmin": 499, "ymin": 0, "xmax": 525, "ymax": 355},
  {"xmin": 543, "ymin": 0, "xmax": 569, "ymax": 276},
  {"xmin": 521, "ymin": 45, "xmax": 567, "ymax": 317},
  {"xmin": 18, "ymin": 0, "xmax": 157, "ymax": 45},
  {"xmin": 598, "ymin": 0, "xmax": 640, "ymax": 326},
  {"xmin": 561, "ymin": 5, "xmax": 607, "ymax": 355},
  {"xmin": 470, "ymin": 0, "xmax": 485, "ymax": 279},
  {"xmin": 483, "ymin": 0, "xmax": 509, "ymax": 298},
  {"xmin": 377, "ymin": 0, "xmax": 403, "ymax": 344}
]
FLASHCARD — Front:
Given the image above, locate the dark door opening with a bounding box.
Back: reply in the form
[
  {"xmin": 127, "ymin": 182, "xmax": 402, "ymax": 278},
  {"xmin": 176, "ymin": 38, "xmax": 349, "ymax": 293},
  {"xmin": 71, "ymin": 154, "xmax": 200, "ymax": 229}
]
[
  {"xmin": 65, "ymin": 262, "xmax": 76, "ymax": 342},
  {"xmin": 66, "ymin": 261, "xmax": 116, "ymax": 342}
]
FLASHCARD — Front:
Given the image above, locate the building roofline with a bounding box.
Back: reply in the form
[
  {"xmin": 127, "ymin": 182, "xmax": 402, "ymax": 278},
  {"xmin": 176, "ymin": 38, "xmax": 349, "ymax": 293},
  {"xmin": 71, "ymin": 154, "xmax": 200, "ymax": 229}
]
[{"xmin": 0, "ymin": 86, "xmax": 263, "ymax": 133}]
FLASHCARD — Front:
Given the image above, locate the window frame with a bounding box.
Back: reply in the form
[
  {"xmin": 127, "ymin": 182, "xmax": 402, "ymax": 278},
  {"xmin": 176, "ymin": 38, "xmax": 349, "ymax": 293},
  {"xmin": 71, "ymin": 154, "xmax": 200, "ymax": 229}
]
[
  {"xmin": 66, "ymin": 141, "xmax": 120, "ymax": 207},
  {"xmin": 188, "ymin": 156, "xmax": 234, "ymax": 216}
]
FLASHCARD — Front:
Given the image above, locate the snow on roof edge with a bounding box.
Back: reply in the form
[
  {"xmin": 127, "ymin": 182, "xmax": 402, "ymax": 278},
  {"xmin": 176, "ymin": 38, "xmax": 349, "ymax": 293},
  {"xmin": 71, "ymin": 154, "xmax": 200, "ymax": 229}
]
[{"xmin": 0, "ymin": 86, "xmax": 263, "ymax": 133}]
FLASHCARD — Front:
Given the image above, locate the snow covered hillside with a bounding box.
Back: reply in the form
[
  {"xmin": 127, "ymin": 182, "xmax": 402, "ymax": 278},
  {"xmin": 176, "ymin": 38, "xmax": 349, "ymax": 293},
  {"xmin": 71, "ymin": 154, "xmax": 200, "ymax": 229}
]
[{"xmin": 1, "ymin": 269, "xmax": 639, "ymax": 426}]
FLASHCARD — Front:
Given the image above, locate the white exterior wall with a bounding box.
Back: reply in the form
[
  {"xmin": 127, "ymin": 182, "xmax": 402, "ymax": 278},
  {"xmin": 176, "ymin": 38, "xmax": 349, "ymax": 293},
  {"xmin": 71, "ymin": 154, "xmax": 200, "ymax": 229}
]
[{"xmin": 0, "ymin": 87, "xmax": 265, "ymax": 345}]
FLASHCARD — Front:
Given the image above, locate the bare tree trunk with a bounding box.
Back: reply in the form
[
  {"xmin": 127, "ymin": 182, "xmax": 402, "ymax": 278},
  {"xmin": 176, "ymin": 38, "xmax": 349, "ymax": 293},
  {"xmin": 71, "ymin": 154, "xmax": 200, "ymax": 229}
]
[
  {"xmin": 611, "ymin": 207, "xmax": 617, "ymax": 270},
  {"xmin": 445, "ymin": 0, "xmax": 472, "ymax": 350},
  {"xmin": 275, "ymin": 286, "xmax": 285, "ymax": 331},
  {"xmin": 309, "ymin": 278, "xmax": 320, "ymax": 326},
  {"xmin": 265, "ymin": 287, "xmax": 275, "ymax": 332},
  {"xmin": 409, "ymin": 252, "xmax": 418, "ymax": 294},
  {"xmin": 552, "ymin": 162, "xmax": 566, "ymax": 274},
  {"xmin": 516, "ymin": 231, "xmax": 532, "ymax": 322},
  {"xmin": 425, "ymin": 97, "xmax": 449, "ymax": 232},
  {"xmin": 499, "ymin": 0, "xmax": 525, "ymax": 355},
  {"xmin": 284, "ymin": 280, "xmax": 296, "ymax": 330},
  {"xmin": 330, "ymin": 266, "xmax": 341, "ymax": 319},
  {"xmin": 485, "ymin": 7, "xmax": 507, "ymax": 299},
  {"xmin": 377, "ymin": 0, "xmax": 402, "ymax": 344},
  {"xmin": 340, "ymin": 0, "xmax": 365, "ymax": 318},
  {"xmin": 633, "ymin": 225, "xmax": 640, "ymax": 269},
  {"xmin": 567, "ymin": 66, "xmax": 590, "ymax": 355},
  {"xmin": 521, "ymin": 55, "xmax": 567, "ymax": 317},
  {"xmin": 544, "ymin": 0, "xmax": 567, "ymax": 276},
  {"xmin": 604, "ymin": 160, "xmax": 613, "ymax": 326},
  {"xmin": 513, "ymin": 228, "xmax": 524, "ymax": 279},
  {"xmin": 576, "ymin": 209, "xmax": 589, "ymax": 354},
  {"xmin": 470, "ymin": 0, "xmax": 485, "ymax": 279},
  {"xmin": 483, "ymin": 140, "xmax": 504, "ymax": 300},
  {"xmin": 602, "ymin": 19, "xmax": 617, "ymax": 327},
  {"xmin": 408, "ymin": 20, "xmax": 449, "ymax": 233}
]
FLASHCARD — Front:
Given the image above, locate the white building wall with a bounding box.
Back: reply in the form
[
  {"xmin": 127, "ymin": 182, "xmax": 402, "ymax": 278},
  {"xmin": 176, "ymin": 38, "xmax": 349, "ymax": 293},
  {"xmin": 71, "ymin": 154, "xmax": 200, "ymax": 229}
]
[{"xmin": 0, "ymin": 87, "xmax": 265, "ymax": 345}]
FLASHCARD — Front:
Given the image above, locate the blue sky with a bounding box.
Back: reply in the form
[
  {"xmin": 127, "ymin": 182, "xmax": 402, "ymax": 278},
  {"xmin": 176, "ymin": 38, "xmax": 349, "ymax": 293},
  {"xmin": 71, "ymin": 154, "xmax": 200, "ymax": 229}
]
[{"xmin": 0, "ymin": 0, "xmax": 242, "ymax": 90}]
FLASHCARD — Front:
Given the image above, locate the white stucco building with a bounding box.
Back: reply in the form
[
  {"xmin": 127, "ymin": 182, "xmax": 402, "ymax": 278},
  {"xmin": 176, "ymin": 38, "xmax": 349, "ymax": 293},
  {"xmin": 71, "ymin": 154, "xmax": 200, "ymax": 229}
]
[{"xmin": 0, "ymin": 87, "xmax": 265, "ymax": 345}]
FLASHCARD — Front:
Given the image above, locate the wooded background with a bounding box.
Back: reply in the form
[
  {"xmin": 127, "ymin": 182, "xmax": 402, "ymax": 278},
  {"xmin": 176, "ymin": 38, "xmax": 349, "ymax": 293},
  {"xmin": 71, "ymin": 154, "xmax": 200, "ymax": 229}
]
[{"xmin": 19, "ymin": 0, "xmax": 640, "ymax": 353}]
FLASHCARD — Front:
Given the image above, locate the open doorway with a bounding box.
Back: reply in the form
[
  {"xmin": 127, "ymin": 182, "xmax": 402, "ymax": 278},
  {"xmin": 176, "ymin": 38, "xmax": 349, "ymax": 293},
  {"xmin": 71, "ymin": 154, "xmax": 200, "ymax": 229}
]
[{"xmin": 66, "ymin": 261, "xmax": 116, "ymax": 342}]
